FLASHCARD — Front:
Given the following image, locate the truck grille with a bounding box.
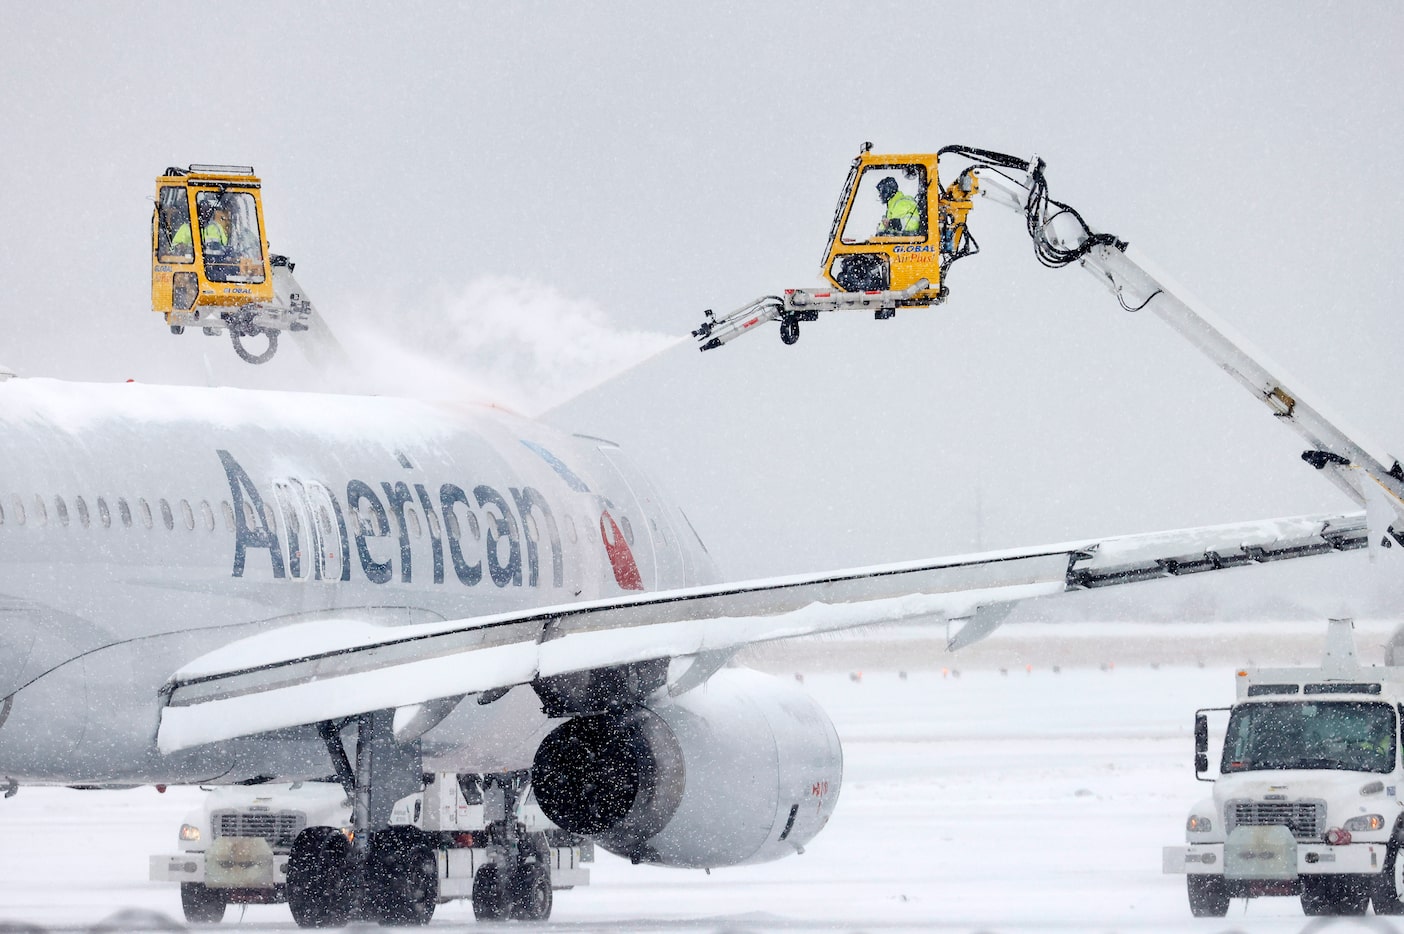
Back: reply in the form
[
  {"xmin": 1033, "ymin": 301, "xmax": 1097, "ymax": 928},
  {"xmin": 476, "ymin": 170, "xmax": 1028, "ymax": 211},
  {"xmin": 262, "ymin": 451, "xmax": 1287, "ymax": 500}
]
[
  {"xmin": 1227, "ymin": 799, "xmax": 1325, "ymax": 841},
  {"xmin": 211, "ymin": 809, "xmax": 306, "ymax": 848}
]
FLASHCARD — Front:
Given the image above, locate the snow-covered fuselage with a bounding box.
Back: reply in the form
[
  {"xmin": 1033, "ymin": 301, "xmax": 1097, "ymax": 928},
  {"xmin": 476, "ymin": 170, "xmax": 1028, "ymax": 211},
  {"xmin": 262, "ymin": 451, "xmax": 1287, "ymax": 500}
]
[{"xmin": 0, "ymin": 377, "xmax": 719, "ymax": 785}]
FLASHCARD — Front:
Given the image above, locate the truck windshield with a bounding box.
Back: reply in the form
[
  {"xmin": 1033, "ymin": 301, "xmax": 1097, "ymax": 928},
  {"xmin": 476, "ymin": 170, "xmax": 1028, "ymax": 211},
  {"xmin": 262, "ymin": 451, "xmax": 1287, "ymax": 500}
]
[{"xmin": 1222, "ymin": 700, "xmax": 1396, "ymax": 774}]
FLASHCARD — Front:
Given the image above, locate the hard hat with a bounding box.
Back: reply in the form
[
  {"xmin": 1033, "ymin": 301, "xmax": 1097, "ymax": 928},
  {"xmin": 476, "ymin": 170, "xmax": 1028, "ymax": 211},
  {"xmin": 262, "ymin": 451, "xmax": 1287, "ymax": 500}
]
[{"xmin": 876, "ymin": 176, "xmax": 899, "ymax": 201}]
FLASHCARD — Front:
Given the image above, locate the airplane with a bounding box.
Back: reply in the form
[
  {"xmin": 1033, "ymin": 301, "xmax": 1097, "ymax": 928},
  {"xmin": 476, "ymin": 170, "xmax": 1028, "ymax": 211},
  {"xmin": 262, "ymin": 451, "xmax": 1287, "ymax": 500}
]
[
  {"xmin": 1, "ymin": 147, "xmax": 1395, "ymax": 927},
  {"xmin": 0, "ymin": 368, "xmax": 1371, "ymax": 926}
]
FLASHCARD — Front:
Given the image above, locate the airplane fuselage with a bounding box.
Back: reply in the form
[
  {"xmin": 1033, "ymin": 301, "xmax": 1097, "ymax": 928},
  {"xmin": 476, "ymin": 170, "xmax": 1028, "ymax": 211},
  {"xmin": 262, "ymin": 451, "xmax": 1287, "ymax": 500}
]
[{"xmin": 0, "ymin": 377, "xmax": 718, "ymax": 784}]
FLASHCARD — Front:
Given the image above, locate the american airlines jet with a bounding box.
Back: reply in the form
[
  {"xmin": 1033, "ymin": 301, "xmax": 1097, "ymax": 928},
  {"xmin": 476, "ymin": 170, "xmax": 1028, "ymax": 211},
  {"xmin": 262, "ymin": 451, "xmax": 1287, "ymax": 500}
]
[{"xmin": 0, "ymin": 370, "xmax": 1369, "ymax": 925}]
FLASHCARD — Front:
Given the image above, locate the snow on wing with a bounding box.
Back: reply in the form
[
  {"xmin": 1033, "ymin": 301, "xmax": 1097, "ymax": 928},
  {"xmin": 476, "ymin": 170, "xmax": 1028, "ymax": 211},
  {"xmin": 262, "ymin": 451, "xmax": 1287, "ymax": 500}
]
[{"xmin": 156, "ymin": 511, "xmax": 1366, "ymax": 752}]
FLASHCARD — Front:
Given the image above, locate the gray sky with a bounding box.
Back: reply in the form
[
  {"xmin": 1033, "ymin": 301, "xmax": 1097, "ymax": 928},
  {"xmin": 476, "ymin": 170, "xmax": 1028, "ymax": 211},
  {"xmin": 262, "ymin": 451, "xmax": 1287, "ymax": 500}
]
[{"xmin": 2, "ymin": 1, "xmax": 1401, "ymax": 617}]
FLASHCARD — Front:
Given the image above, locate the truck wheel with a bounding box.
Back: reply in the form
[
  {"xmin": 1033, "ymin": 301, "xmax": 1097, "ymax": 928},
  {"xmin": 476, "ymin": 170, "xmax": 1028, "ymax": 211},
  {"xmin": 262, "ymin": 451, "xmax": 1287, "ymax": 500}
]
[
  {"xmin": 367, "ymin": 827, "xmax": 437, "ymax": 926},
  {"xmin": 1186, "ymin": 875, "xmax": 1229, "ymax": 917},
  {"xmin": 286, "ymin": 826, "xmax": 352, "ymax": 928},
  {"xmin": 1302, "ymin": 876, "xmax": 1369, "ymax": 915},
  {"xmin": 1374, "ymin": 845, "xmax": 1404, "ymax": 914},
  {"xmin": 180, "ymin": 882, "xmax": 227, "ymax": 924},
  {"xmin": 509, "ymin": 862, "xmax": 552, "ymax": 921}
]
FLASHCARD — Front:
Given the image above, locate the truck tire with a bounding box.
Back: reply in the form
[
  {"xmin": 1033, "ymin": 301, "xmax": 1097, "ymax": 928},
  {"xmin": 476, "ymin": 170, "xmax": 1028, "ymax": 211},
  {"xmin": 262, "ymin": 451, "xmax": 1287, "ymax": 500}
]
[
  {"xmin": 180, "ymin": 882, "xmax": 227, "ymax": 924},
  {"xmin": 286, "ymin": 826, "xmax": 352, "ymax": 928},
  {"xmin": 367, "ymin": 827, "xmax": 437, "ymax": 926},
  {"xmin": 1302, "ymin": 875, "xmax": 1369, "ymax": 915},
  {"xmin": 1186, "ymin": 875, "xmax": 1229, "ymax": 917},
  {"xmin": 472, "ymin": 864, "xmax": 507, "ymax": 921},
  {"xmin": 1374, "ymin": 844, "xmax": 1404, "ymax": 914}
]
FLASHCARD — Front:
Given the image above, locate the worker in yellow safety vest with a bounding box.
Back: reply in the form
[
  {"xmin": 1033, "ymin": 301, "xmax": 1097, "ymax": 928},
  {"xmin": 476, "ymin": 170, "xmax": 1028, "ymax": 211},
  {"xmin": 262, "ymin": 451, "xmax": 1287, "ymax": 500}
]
[
  {"xmin": 875, "ymin": 176, "xmax": 920, "ymax": 235},
  {"xmin": 171, "ymin": 201, "xmax": 231, "ymax": 251}
]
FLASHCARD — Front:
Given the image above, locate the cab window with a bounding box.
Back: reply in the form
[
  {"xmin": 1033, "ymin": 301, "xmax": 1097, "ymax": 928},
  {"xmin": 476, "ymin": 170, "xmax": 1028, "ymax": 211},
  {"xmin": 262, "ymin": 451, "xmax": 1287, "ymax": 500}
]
[
  {"xmin": 156, "ymin": 186, "xmax": 194, "ymax": 264},
  {"xmin": 840, "ymin": 165, "xmax": 927, "ymax": 243},
  {"xmin": 195, "ymin": 190, "xmax": 266, "ymax": 284}
]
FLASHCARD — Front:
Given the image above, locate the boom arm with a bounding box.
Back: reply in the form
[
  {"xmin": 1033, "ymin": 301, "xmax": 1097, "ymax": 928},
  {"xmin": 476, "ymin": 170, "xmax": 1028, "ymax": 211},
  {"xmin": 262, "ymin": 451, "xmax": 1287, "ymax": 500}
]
[
  {"xmin": 970, "ymin": 164, "xmax": 1404, "ymax": 537},
  {"xmin": 696, "ymin": 151, "xmax": 1404, "ymax": 539}
]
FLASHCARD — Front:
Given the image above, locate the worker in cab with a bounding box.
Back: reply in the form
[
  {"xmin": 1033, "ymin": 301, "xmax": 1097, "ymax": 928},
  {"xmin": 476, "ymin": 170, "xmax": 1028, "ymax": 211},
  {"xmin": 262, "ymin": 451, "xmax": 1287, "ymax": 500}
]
[
  {"xmin": 171, "ymin": 199, "xmax": 231, "ymax": 253},
  {"xmin": 876, "ymin": 176, "xmax": 920, "ymax": 235}
]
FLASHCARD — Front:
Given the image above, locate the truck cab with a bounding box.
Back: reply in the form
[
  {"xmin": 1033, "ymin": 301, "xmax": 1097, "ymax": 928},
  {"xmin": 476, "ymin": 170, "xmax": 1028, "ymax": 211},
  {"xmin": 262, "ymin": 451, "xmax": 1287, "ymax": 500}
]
[{"xmin": 1165, "ymin": 620, "xmax": 1404, "ymax": 917}]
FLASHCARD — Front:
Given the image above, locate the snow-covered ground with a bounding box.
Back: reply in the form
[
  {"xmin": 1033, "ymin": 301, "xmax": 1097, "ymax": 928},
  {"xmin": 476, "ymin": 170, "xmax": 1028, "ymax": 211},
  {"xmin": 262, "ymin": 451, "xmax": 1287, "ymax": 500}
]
[{"xmin": 0, "ymin": 627, "xmax": 1393, "ymax": 932}]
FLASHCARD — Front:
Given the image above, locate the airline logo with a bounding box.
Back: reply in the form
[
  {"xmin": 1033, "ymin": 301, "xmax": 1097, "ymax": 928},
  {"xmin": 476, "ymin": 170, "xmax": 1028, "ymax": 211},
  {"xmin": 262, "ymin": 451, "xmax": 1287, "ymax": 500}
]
[{"xmin": 218, "ymin": 449, "xmax": 644, "ymax": 592}]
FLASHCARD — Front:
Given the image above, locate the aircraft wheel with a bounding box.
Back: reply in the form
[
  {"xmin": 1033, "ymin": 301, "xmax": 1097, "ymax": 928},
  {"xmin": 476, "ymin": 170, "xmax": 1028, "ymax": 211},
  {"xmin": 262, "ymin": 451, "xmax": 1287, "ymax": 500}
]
[
  {"xmin": 367, "ymin": 827, "xmax": 437, "ymax": 926},
  {"xmin": 509, "ymin": 861, "xmax": 552, "ymax": 921},
  {"xmin": 1186, "ymin": 875, "xmax": 1228, "ymax": 917},
  {"xmin": 471, "ymin": 863, "xmax": 508, "ymax": 921},
  {"xmin": 286, "ymin": 826, "xmax": 352, "ymax": 928},
  {"xmin": 779, "ymin": 317, "xmax": 799, "ymax": 345},
  {"xmin": 180, "ymin": 881, "xmax": 227, "ymax": 923},
  {"xmin": 170, "ymin": 325, "xmax": 186, "ymax": 335}
]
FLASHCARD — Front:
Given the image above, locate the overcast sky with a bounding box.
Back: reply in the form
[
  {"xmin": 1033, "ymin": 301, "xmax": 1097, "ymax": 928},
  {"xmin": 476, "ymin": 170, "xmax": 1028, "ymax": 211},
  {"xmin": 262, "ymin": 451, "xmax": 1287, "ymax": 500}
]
[{"xmin": 2, "ymin": 1, "xmax": 1401, "ymax": 618}]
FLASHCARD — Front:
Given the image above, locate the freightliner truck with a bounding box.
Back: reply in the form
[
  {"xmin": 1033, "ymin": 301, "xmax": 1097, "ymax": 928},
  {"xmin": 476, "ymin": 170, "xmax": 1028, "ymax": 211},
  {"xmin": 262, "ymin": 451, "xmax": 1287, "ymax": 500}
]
[{"xmin": 1164, "ymin": 619, "xmax": 1404, "ymax": 917}]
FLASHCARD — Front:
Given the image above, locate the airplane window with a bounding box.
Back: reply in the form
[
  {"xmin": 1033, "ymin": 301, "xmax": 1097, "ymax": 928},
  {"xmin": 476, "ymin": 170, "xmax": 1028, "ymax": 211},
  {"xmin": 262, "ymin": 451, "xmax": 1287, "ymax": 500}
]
[
  {"xmin": 10, "ymin": 496, "xmax": 24, "ymax": 526},
  {"xmin": 199, "ymin": 501, "xmax": 214, "ymax": 531},
  {"xmin": 160, "ymin": 500, "xmax": 175, "ymax": 531},
  {"xmin": 0, "ymin": 498, "xmax": 4, "ymax": 525},
  {"xmin": 97, "ymin": 498, "xmax": 111, "ymax": 529},
  {"xmin": 524, "ymin": 512, "xmax": 539, "ymax": 543},
  {"xmin": 138, "ymin": 498, "xmax": 153, "ymax": 529},
  {"xmin": 465, "ymin": 510, "xmax": 480, "ymax": 541},
  {"xmin": 406, "ymin": 507, "xmax": 422, "ymax": 538},
  {"xmin": 564, "ymin": 514, "xmax": 577, "ymax": 544},
  {"xmin": 220, "ymin": 500, "xmax": 234, "ymax": 531},
  {"xmin": 242, "ymin": 501, "xmax": 257, "ymax": 528},
  {"xmin": 74, "ymin": 496, "xmax": 90, "ymax": 528},
  {"xmin": 424, "ymin": 506, "xmax": 441, "ymax": 538},
  {"xmin": 620, "ymin": 514, "xmax": 634, "ymax": 545},
  {"xmin": 443, "ymin": 508, "xmax": 460, "ymax": 539},
  {"xmin": 177, "ymin": 499, "xmax": 193, "ymax": 531},
  {"xmin": 118, "ymin": 498, "xmax": 132, "ymax": 528},
  {"xmin": 33, "ymin": 495, "xmax": 47, "ymax": 527},
  {"xmin": 54, "ymin": 496, "xmax": 69, "ymax": 528}
]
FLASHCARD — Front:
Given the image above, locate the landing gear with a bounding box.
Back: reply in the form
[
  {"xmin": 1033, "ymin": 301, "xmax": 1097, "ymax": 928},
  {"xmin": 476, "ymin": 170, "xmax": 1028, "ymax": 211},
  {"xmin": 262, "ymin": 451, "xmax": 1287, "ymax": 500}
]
[
  {"xmin": 286, "ymin": 826, "xmax": 353, "ymax": 928},
  {"xmin": 180, "ymin": 881, "xmax": 227, "ymax": 924},
  {"xmin": 367, "ymin": 826, "xmax": 438, "ymax": 926},
  {"xmin": 471, "ymin": 857, "xmax": 553, "ymax": 922},
  {"xmin": 510, "ymin": 860, "xmax": 553, "ymax": 921},
  {"xmin": 471, "ymin": 863, "xmax": 507, "ymax": 921}
]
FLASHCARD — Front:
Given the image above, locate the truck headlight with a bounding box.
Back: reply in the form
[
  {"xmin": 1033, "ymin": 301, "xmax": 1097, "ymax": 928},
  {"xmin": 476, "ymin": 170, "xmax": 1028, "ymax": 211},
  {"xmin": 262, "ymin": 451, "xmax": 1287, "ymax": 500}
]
[
  {"xmin": 179, "ymin": 823, "xmax": 201, "ymax": 842},
  {"xmin": 1187, "ymin": 815, "xmax": 1213, "ymax": 833},
  {"xmin": 1345, "ymin": 815, "xmax": 1385, "ymax": 832}
]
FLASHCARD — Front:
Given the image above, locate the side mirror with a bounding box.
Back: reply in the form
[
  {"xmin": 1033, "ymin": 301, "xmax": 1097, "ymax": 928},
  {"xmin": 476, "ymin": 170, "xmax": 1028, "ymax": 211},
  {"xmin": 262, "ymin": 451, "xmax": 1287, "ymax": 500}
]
[{"xmin": 1194, "ymin": 713, "xmax": 1210, "ymax": 776}]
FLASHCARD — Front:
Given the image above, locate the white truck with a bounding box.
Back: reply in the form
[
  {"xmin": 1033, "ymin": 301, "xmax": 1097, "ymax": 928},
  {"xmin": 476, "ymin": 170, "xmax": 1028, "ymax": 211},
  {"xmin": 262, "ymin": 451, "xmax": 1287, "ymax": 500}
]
[
  {"xmin": 1164, "ymin": 619, "xmax": 1404, "ymax": 917},
  {"xmin": 151, "ymin": 772, "xmax": 591, "ymax": 924}
]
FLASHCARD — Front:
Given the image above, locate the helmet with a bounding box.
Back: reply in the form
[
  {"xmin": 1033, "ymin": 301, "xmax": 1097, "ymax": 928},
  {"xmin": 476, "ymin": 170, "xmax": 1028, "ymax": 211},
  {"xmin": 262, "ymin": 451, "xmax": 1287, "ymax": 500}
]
[{"xmin": 876, "ymin": 176, "xmax": 899, "ymax": 202}]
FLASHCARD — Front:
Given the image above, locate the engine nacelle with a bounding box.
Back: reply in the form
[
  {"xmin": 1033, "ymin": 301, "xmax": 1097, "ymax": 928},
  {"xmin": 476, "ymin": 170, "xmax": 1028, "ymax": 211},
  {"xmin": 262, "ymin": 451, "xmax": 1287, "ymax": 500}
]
[{"xmin": 532, "ymin": 668, "xmax": 842, "ymax": 868}]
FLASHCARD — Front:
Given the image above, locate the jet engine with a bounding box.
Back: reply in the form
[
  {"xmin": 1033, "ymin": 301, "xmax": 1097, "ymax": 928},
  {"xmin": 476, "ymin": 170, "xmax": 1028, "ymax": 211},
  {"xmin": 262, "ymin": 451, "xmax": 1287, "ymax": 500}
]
[{"xmin": 531, "ymin": 668, "xmax": 842, "ymax": 868}]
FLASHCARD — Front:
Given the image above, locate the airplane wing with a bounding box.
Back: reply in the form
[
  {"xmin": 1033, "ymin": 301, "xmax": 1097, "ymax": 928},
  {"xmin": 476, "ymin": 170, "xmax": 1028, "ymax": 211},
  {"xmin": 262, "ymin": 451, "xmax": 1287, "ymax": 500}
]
[{"xmin": 157, "ymin": 511, "xmax": 1366, "ymax": 752}]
